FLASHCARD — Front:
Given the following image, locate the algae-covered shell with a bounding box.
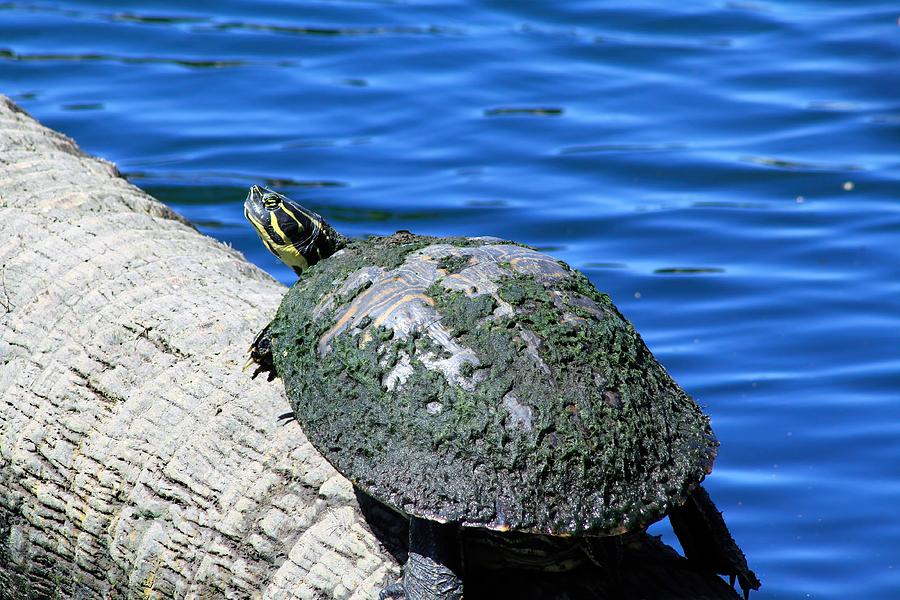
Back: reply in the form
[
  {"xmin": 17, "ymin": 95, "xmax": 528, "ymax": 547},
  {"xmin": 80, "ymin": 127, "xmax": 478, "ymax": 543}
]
[{"xmin": 268, "ymin": 232, "xmax": 717, "ymax": 536}]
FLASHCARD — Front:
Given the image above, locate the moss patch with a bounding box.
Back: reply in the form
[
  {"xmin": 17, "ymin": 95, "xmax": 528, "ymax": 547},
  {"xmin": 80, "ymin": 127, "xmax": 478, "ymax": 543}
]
[{"xmin": 436, "ymin": 253, "xmax": 472, "ymax": 275}]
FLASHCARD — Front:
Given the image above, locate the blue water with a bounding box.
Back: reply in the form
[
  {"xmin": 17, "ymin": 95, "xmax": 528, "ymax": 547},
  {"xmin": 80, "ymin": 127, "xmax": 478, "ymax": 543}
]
[{"xmin": 3, "ymin": 1, "xmax": 899, "ymax": 597}]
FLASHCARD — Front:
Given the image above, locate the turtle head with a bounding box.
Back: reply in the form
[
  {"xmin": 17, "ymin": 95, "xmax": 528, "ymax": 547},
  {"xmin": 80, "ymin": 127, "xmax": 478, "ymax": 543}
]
[{"xmin": 244, "ymin": 185, "xmax": 346, "ymax": 275}]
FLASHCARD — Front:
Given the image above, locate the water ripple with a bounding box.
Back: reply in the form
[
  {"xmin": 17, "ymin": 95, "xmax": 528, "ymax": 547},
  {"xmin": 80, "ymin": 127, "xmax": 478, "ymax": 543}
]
[
  {"xmin": 0, "ymin": 48, "xmax": 244, "ymax": 68},
  {"xmin": 742, "ymin": 155, "xmax": 866, "ymax": 172}
]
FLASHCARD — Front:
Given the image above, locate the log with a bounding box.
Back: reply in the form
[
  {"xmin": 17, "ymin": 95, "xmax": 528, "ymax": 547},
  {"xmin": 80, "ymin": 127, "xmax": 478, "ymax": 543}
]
[
  {"xmin": 0, "ymin": 95, "xmax": 396, "ymax": 599},
  {"xmin": 0, "ymin": 95, "xmax": 742, "ymax": 600}
]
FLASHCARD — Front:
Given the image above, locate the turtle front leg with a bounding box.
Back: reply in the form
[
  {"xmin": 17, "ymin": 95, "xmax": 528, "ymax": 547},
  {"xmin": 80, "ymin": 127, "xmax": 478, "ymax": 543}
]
[
  {"xmin": 669, "ymin": 485, "xmax": 761, "ymax": 599},
  {"xmin": 380, "ymin": 517, "xmax": 464, "ymax": 600},
  {"xmin": 245, "ymin": 323, "xmax": 277, "ymax": 381}
]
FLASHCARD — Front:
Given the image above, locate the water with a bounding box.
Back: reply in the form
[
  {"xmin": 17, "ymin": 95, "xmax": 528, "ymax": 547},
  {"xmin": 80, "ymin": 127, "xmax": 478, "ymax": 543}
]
[{"xmin": 3, "ymin": 1, "xmax": 899, "ymax": 597}]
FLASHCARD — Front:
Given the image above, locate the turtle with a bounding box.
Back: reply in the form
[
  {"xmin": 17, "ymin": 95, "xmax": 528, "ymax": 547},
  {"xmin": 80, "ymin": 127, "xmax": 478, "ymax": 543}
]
[{"xmin": 243, "ymin": 185, "xmax": 760, "ymax": 600}]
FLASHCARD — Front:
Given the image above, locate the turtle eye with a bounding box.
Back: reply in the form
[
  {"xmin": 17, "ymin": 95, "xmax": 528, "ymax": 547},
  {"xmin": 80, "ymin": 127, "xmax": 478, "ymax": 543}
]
[{"xmin": 262, "ymin": 194, "xmax": 281, "ymax": 210}]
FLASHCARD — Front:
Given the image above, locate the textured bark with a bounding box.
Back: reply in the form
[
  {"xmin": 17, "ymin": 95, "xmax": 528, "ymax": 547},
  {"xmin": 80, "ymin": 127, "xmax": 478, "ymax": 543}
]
[
  {"xmin": 0, "ymin": 95, "xmax": 742, "ymax": 600},
  {"xmin": 0, "ymin": 95, "xmax": 397, "ymax": 599}
]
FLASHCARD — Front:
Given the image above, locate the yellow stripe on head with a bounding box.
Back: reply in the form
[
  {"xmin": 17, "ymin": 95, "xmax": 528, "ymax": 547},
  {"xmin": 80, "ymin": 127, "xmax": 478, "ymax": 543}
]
[
  {"xmin": 269, "ymin": 211, "xmax": 290, "ymax": 245},
  {"xmin": 279, "ymin": 202, "xmax": 308, "ymax": 234},
  {"xmin": 244, "ymin": 185, "xmax": 346, "ymax": 275}
]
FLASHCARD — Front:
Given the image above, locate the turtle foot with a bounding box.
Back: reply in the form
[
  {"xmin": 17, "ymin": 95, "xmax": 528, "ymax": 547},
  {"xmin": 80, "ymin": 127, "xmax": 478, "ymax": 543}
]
[
  {"xmin": 247, "ymin": 362, "xmax": 276, "ymax": 382},
  {"xmin": 394, "ymin": 517, "xmax": 463, "ymax": 600},
  {"xmin": 670, "ymin": 485, "xmax": 761, "ymax": 598},
  {"xmin": 378, "ymin": 582, "xmax": 407, "ymax": 600},
  {"xmin": 402, "ymin": 551, "xmax": 464, "ymax": 600},
  {"xmin": 246, "ymin": 324, "xmax": 277, "ymax": 381}
]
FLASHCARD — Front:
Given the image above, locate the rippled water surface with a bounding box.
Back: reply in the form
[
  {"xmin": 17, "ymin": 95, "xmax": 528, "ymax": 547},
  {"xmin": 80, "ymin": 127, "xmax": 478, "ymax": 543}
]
[{"xmin": 3, "ymin": 1, "xmax": 899, "ymax": 597}]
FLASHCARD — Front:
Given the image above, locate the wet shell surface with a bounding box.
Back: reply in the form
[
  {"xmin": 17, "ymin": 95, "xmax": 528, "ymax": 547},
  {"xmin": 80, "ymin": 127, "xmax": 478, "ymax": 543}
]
[{"xmin": 269, "ymin": 233, "xmax": 717, "ymax": 535}]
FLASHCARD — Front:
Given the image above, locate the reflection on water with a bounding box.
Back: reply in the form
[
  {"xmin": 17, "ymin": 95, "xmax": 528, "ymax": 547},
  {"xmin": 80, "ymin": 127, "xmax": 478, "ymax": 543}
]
[
  {"xmin": 0, "ymin": 47, "xmax": 245, "ymax": 68},
  {"xmin": 741, "ymin": 155, "xmax": 865, "ymax": 173},
  {"xmin": 3, "ymin": 1, "xmax": 899, "ymax": 598},
  {"xmin": 653, "ymin": 267, "xmax": 726, "ymax": 275},
  {"xmin": 484, "ymin": 106, "xmax": 565, "ymax": 117}
]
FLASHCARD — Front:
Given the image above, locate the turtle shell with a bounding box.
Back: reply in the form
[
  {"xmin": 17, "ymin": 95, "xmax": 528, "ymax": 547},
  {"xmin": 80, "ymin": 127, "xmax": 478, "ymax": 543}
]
[{"xmin": 268, "ymin": 232, "xmax": 717, "ymax": 536}]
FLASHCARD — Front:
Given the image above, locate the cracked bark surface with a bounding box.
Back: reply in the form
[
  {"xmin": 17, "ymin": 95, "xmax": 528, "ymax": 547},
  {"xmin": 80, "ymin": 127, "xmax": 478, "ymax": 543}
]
[
  {"xmin": 0, "ymin": 95, "xmax": 396, "ymax": 600},
  {"xmin": 0, "ymin": 95, "xmax": 742, "ymax": 600}
]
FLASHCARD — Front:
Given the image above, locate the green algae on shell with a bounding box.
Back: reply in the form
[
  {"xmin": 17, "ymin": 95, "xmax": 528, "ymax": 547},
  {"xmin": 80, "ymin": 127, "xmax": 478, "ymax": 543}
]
[{"xmin": 267, "ymin": 232, "xmax": 717, "ymax": 535}]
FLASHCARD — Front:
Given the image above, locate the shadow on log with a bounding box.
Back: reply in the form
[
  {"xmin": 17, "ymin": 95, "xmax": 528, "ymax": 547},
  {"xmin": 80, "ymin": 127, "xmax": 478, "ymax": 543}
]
[
  {"xmin": 0, "ymin": 95, "xmax": 740, "ymax": 599},
  {"xmin": 356, "ymin": 489, "xmax": 742, "ymax": 600}
]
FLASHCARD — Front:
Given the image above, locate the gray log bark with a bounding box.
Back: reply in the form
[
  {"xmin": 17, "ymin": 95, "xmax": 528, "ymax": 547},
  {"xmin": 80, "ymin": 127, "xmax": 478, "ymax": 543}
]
[
  {"xmin": 0, "ymin": 95, "xmax": 398, "ymax": 599},
  {"xmin": 0, "ymin": 95, "xmax": 743, "ymax": 600}
]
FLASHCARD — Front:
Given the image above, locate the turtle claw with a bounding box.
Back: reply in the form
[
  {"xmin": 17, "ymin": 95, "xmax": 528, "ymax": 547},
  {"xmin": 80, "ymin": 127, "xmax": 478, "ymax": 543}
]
[
  {"xmin": 245, "ymin": 356, "xmax": 276, "ymax": 381},
  {"xmin": 251, "ymin": 363, "xmax": 277, "ymax": 382},
  {"xmin": 726, "ymin": 568, "xmax": 752, "ymax": 600}
]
